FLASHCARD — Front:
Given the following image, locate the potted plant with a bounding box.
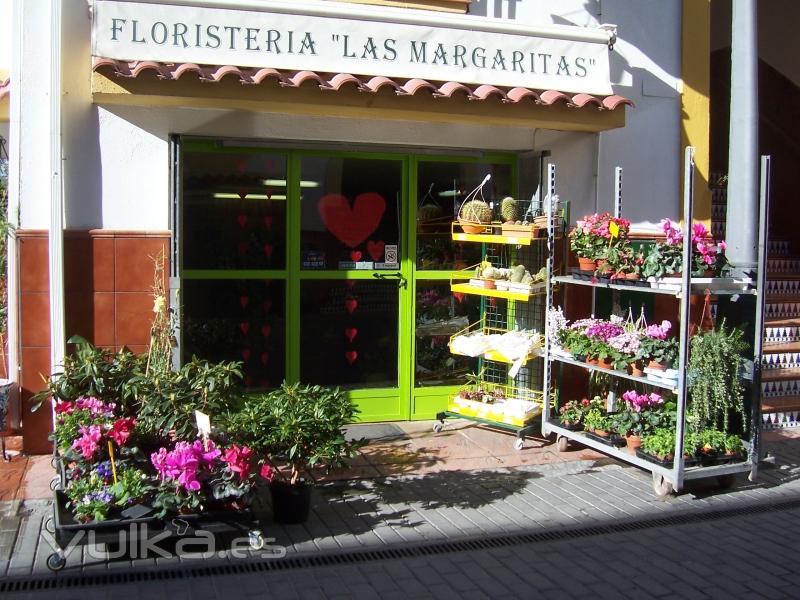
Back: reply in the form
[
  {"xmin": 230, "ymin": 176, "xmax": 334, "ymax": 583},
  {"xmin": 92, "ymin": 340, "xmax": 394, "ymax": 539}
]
[
  {"xmin": 687, "ymin": 319, "xmax": 748, "ymax": 433},
  {"xmin": 584, "ymin": 406, "xmax": 612, "ymax": 437},
  {"xmin": 614, "ymin": 390, "xmax": 671, "ymax": 452},
  {"xmin": 607, "ymin": 330, "xmax": 642, "ymax": 374},
  {"xmin": 569, "ymin": 213, "xmax": 631, "ymax": 271},
  {"xmin": 636, "ymin": 320, "xmax": 678, "ymax": 370},
  {"xmin": 557, "ymin": 396, "xmax": 603, "ymax": 430},
  {"xmin": 233, "ymin": 382, "xmax": 365, "ymax": 524},
  {"xmin": 642, "ymin": 218, "xmax": 728, "ymax": 279}
]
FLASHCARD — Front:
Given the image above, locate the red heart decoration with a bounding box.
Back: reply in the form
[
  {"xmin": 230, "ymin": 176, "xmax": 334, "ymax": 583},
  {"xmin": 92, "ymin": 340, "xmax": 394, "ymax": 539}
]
[
  {"xmin": 367, "ymin": 240, "xmax": 385, "ymax": 262},
  {"xmin": 240, "ymin": 295, "xmax": 250, "ymax": 309},
  {"xmin": 264, "ymin": 243, "xmax": 274, "ymax": 258},
  {"xmin": 317, "ymin": 193, "xmax": 386, "ymax": 248},
  {"xmin": 237, "ymin": 242, "xmax": 249, "ymax": 256},
  {"xmin": 245, "ymin": 376, "xmax": 254, "ymax": 387},
  {"xmin": 345, "ymin": 280, "xmax": 356, "ymax": 289},
  {"xmin": 237, "ymin": 214, "xmax": 248, "ymax": 228},
  {"xmin": 263, "ymin": 299, "xmax": 273, "ymax": 313},
  {"xmin": 344, "ymin": 327, "xmax": 358, "ymax": 343},
  {"xmin": 345, "ymin": 351, "xmax": 358, "ymax": 365},
  {"xmin": 259, "ymin": 378, "xmax": 270, "ymax": 387},
  {"xmin": 242, "ymin": 348, "xmax": 251, "ymax": 361},
  {"xmin": 264, "ymin": 215, "xmax": 273, "ymax": 230},
  {"xmin": 345, "ymin": 298, "xmax": 358, "ymax": 314},
  {"xmin": 350, "ymin": 250, "xmax": 362, "ymax": 262},
  {"xmin": 239, "ymin": 322, "xmax": 250, "ymax": 335},
  {"xmin": 260, "ymin": 351, "xmax": 269, "ymax": 366},
  {"xmin": 261, "ymin": 324, "xmax": 272, "ymax": 338},
  {"xmin": 453, "ymin": 292, "xmax": 466, "ymax": 304}
]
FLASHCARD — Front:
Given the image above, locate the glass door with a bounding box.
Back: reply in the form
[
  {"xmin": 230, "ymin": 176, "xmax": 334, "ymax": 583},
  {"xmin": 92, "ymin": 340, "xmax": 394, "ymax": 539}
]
[
  {"xmin": 294, "ymin": 153, "xmax": 411, "ymax": 421},
  {"xmin": 178, "ymin": 141, "xmax": 516, "ymax": 422}
]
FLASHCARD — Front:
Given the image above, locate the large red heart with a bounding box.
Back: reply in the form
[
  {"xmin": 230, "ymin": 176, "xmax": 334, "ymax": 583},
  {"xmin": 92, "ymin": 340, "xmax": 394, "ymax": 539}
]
[
  {"xmin": 344, "ymin": 327, "xmax": 358, "ymax": 343},
  {"xmin": 317, "ymin": 193, "xmax": 386, "ymax": 249},
  {"xmin": 350, "ymin": 250, "xmax": 362, "ymax": 262},
  {"xmin": 345, "ymin": 351, "xmax": 358, "ymax": 365},
  {"xmin": 345, "ymin": 298, "xmax": 358, "ymax": 314},
  {"xmin": 367, "ymin": 240, "xmax": 385, "ymax": 262}
]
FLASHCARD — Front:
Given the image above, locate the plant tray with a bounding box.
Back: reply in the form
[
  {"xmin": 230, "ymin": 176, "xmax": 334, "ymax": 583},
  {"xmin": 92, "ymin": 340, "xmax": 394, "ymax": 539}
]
[
  {"xmin": 52, "ymin": 490, "xmax": 256, "ymax": 550},
  {"xmin": 468, "ymin": 278, "xmax": 496, "ymax": 289},
  {"xmin": 635, "ymin": 449, "xmax": 699, "ymax": 467},
  {"xmin": 558, "ymin": 420, "xmax": 584, "ymax": 432},
  {"xmin": 501, "ymin": 223, "xmax": 541, "ymax": 239},
  {"xmin": 448, "ymin": 396, "xmax": 542, "ymax": 427},
  {"xmin": 584, "ymin": 431, "xmax": 626, "ymax": 447}
]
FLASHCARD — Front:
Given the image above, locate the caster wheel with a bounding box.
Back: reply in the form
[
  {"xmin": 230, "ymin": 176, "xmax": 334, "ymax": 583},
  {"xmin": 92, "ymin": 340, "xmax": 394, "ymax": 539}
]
[
  {"xmin": 249, "ymin": 530, "xmax": 265, "ymax": 551},
  {"xmin": 45, "ymin": 517, "xmax": 55, "ymax": 534},
  {"xmin": 556, "ymin": 435, "xmax": 569, "ymax": 453},
  {"xmin": 432, "ymin": 422, "xmax": 444, "ymax": 433},
  {"xmin": 50, "ymin": 476, "xmax": 61, "ymax": 491},
  {"xmin": 47, "ymin": 552, "xmax": 66, "ymax": 572},
  {"xmin": 513, "ymin": 438, "xmax": 524, "ymax": 451},
  {"xmin": 50, "ymin": 456, "xmax": 59, "ymax": 470},
  {"xmin": 652, "ymin": 473, "xmax": 674, "ymax": 499},
  {"xmin": 717, "ymin": 474, "xmax": 736, "ymax": 489}
]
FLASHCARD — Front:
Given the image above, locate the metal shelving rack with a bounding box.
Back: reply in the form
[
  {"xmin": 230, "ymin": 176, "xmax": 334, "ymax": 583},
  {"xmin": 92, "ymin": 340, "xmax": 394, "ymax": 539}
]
[
  {"xmin": 541, "ymin": 147, "xmax": 767, "ymax": 497},
  {"xmin": 433, "ymin": 168, "xmax": 561, "ymax": 449}
]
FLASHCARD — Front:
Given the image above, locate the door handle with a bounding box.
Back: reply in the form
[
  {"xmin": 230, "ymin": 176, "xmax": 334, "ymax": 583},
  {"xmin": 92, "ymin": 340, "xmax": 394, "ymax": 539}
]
[{"xmin": 372, "ymin": 272, "xmax": 407, "ymax": 288}]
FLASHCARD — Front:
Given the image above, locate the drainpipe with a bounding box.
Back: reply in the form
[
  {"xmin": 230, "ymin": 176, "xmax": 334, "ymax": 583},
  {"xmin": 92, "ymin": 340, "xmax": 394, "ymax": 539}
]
[
  {"xmin": 48, "ymin": 0, "xmax": 66, "ymax": 393},
  {"xmin": 725, "ymin": 0, "xmax": 758, "ymax": 275}
]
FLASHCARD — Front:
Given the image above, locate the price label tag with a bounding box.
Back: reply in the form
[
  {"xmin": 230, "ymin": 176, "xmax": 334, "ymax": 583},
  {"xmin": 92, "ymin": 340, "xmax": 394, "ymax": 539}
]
[
  {"xmin": 609, "ymin": 221, "xmax": 620, "ymax": 239},
  {"xmin": 195, "ymin": 410, "xmax": 212, "ymax": 438}
]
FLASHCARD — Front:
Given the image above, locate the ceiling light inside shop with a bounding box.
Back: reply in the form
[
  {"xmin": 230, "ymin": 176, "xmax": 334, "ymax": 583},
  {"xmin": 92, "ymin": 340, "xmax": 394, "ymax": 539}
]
[
  {"xmin": 262, "ymin": 179, "xmax": 320, "ymax": 188},
  {"xmin": 213, "ymin": 193, "xmax": 287, "ymax": 200}
]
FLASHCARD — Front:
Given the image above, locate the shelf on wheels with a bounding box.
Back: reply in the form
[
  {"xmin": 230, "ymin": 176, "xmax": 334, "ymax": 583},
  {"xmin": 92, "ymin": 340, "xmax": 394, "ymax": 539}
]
[
  {"xmin": 540, "ymin": 149, "xmax": 765, "ymax": 498},
  {"xmin": 435, "ymin": 383, "xmax": 544, "ymax": 451},
  {"xmin": 448, "ymin": 318, "xmax": 543, "ymax": 365}
]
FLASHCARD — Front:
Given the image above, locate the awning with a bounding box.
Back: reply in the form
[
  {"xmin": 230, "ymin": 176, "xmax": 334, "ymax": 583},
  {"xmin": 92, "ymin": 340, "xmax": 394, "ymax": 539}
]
[
  {"xmin": 91, "ymin": 58, "xmax": 631, "ymax": 131},
  {"xmin": 93, "ymin": 58, "xmax": 633, "ymax": 112}
]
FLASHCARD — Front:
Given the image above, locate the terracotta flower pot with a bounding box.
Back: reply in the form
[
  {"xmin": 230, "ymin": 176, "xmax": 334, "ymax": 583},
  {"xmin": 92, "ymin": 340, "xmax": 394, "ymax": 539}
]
[
  {"xmin": 628, "ymin": 361, "xmax": 645, "ymax": 377},
  {"xmin": 459, "ymin": 220, "xmax": 486, "ymax": 234},
  {"xmin": 647, "ymin": 359, "xmax": 668, "ymax": 372},
  {"xmin": 593, "ymin": 429, "xmax": 610, "ymax": 438},
  {"xmin": 596, "ymin": 357, "xmax": 613, "ymax": 369},
  {"xmin": 625, "ymin": 434, "xmax": 642, "ymax": 453},
  {"xmin": 625, "ymin": 272, "xmax": 640, "ymax": 280},
  {"xmin": 578, "ymin": 256, "xmax": 597, "ymax": 271}
]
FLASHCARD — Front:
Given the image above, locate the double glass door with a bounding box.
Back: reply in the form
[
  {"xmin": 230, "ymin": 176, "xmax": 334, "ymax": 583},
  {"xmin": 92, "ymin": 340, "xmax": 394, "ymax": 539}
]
[{"xmin": 179, "ymin": 141, "xmax": 514, "ymax": 421}]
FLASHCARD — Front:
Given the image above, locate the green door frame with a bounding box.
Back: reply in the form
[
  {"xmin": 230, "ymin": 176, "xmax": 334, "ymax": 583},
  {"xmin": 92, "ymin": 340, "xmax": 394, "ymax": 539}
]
[{"xmin": 178, "ymin": 139, "xmax": 516, "ymax": 422}]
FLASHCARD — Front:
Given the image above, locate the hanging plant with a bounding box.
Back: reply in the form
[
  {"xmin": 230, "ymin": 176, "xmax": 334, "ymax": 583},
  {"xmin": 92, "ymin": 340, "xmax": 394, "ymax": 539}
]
[{"xmin": 687, "ymin": 319, "xmax": 748, "ymax": 432}]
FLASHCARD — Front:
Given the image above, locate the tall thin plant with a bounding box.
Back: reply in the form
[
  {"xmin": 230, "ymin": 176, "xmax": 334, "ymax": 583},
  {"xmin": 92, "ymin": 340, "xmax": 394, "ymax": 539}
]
[{"xmin": 687, "ymin": 319, "xmax": 748, "ymax": 432}]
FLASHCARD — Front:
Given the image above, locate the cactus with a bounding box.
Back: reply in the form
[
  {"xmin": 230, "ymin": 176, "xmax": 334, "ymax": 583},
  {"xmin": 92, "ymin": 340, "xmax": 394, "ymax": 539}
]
[
  {"xmin": 500, "ymin": 197, "xmax": 520, "ymax": 223},
  {"xmin": 460, "ymin": 199, "xmax": 493, "ymax": 224},
  {"xmin": 417, "ymin": 203, "xmax": 443, "ymax": 222}
]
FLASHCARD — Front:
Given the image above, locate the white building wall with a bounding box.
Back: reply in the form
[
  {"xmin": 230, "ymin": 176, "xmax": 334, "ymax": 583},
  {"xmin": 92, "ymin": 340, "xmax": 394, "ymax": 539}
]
[
  {"xmin": 16, "ymin": 0, "xmax": 52, "ymax": 230},
  {"xmin": 18, "ymin": 0, "xmax": 684, "ymax": 231}
]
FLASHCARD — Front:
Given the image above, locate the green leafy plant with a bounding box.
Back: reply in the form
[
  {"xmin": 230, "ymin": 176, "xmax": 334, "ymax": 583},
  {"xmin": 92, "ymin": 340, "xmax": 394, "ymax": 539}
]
[
  {"xmin": 236, "ymin": 382, "xmax": 365, "ymax": 485},
  {"xmin": 640, "ymin": 427, "xmax": 677, "ymax": 460},
  {"xmin": 699, "ymin": 429, "xmax": 728, "ymax": 455},
  {"xmin": 32, "ymin": 336, "xmax": 145, "ymax": 413},
  {"xmin": 134, "ymin": 357, "xmax": 244, "ymax": 441},
  {"xmin": 558, "ymin": 396, "xmax": 604, "ymax": 427},
  {"xmin": 636, "ymin": 336, "xmax": 678, "ymax": 366},
  {"xmin": 108, "ymin": 466, "xmax": 152, "ymax": 508},
  {"xmin": 687, "ymin": 320, "xmax": 748, "ymax": 432},
  {"xmin": 583, "ymin": 404, "xmax": 612, "ymax": 433}
]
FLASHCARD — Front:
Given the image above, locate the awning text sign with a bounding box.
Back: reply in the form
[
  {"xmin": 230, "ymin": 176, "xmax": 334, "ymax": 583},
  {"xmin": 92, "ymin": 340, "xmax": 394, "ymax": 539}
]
[{"xmin": 92, "ymin": 1, "xmax": 614, "ymax": 95}]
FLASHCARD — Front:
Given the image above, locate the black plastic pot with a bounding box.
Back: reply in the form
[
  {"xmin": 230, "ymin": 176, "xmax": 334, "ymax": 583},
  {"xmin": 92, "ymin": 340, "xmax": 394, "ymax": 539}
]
[{"xmin": 270, "ymin": 481, "xmax": 312, "ymax": 524}]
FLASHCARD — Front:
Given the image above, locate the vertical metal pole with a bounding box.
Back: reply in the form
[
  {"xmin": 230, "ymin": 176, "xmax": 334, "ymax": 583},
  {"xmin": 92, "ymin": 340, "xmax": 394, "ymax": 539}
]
[
  {"xmin": 673, "ymin": 146, "xmax": 695, "ymax": 492},
  {"xmin": 168, "ymin": 136, "xmax": 181, "ymax": 371},
  {"xmin": 541, "ymin": 163, "xmax": 556, "ymax": 436},
  {"xmin": 48, "ymin": 0, "xmax": 65, "ymax": 418},
  {"xmin": 725, "ymin": 0, "xmax": 759, "ymax": 274},
  {"xmin": 608, "ymin": 166, "xmax": 623, "ymax": 411},
  {"xmin": 749, "ymin": 155, "xmax": 770, "ymax": 480}
]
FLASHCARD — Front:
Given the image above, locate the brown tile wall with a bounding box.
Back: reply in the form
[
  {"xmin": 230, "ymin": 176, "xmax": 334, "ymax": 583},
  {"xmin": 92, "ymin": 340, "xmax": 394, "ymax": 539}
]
[{"xmin": 18, "ymin": 230, "xmax": 170, "ymax": 454}]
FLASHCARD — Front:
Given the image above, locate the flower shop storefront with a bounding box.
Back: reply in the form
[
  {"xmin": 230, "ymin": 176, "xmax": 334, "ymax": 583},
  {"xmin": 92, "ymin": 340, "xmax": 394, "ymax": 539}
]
[{"xmin": 73, "ymin": 0, "xmax": 631, "ymax": 428}]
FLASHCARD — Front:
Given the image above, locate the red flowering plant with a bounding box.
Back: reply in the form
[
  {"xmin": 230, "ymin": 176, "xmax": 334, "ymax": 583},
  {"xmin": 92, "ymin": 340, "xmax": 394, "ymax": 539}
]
[
  {"xmin": 569, "ymin": 212, "xmax": 631, "ymax": 260},
  {"xmin": 149, "ymin": 439, "xmax": 272, "ymax": 516}
]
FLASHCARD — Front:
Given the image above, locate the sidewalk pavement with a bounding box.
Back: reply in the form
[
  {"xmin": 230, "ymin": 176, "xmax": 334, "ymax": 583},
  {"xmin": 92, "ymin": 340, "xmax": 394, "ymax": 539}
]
[{"xmin": 0, "ymin": 421, "xmax": 799, "ymax": 587}]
